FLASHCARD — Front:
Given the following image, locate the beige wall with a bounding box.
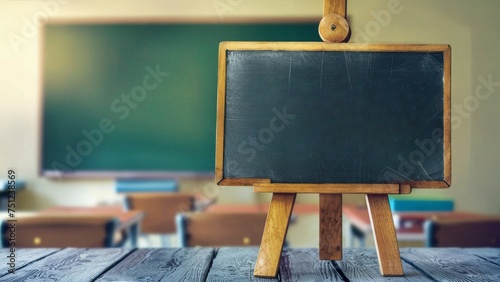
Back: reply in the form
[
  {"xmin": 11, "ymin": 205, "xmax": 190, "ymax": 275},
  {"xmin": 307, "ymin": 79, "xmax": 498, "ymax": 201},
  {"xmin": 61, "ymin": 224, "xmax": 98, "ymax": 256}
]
[{"xmin": 0, "ymin": 0, "xmax": 498, "ymax": 214}]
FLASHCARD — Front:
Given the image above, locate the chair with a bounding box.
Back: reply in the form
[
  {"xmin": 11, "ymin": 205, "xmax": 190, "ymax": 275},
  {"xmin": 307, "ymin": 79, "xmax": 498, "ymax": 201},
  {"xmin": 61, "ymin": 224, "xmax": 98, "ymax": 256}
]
[
  {"xmin": 125, "ymin": 193, "xmax": 194, "ymax": 246},
  {"xmin": 424, "ymin": 218, "xmax": 500, "ymax": 247},
  {"xmin": 1, "ymin": 215, "xmax": 124, "ymax": 248},
  {"xmin": 176, "ymin": 212, "xmax": 268, "ymax": 247}
]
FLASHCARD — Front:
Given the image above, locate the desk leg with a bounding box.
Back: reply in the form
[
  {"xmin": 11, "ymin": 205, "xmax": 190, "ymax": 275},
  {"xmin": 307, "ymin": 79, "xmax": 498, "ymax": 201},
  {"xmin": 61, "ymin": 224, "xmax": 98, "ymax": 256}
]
[
  {"xmin": 350, "ymin": 224, "xmax": 366, "ymax": 248},
  {"xmin": 319, "ymin": 194, "xmax": 342, "ymax": 260},
  {"xmin": 254, "ymin": 193, "xmax": 296, "ymax": 278},
  {"xmin": 344, "ymin": 217, "xmax": 364, "ymax": 248},
  {"xmin": 130, "ymin": 223, "xmax": 139, "ymax": 248},
  {"xmin": 347, "ymin": 221, "xmax": 354, "ymax": 248},
  {"xmin": 366, "ymin": 194, "xmax": 403, "ymax": 276}
]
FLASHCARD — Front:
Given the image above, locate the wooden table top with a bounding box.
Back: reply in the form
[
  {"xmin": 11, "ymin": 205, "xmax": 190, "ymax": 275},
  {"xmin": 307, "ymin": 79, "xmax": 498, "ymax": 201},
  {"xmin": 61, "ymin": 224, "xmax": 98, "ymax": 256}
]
[
  {"xmin": 1, "ymin": 248, "xmax": 498, "ymax": 281},
  {"xmin": 39, "ymin": 206, "xmax": 144, "ymax": 231}
]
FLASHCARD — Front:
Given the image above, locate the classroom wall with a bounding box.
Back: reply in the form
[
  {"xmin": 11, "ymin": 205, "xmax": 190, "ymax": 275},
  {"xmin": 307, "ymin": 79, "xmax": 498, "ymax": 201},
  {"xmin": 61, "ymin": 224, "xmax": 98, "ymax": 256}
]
[{"xmin": 0, "ymin": 0, "xmax": 498, "ymax": 214}]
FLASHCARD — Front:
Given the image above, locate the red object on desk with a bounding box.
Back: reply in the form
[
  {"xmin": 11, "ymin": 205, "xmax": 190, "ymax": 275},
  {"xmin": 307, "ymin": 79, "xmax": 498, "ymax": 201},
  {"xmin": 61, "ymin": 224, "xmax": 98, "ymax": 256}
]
[
  {"xmin": 343, "ymin": 203, "xmax": 489, "ymax": 233},
  {"xmin": 394, "ymin": 211, "xmax": 488, "ymax": 233},
  {"xmin": 342, "ymin": 203, "xmax": 494, "ymax": 248},
  {"xmin": 342, "ymin": 203, "xmax": 372, "ymax": 232}
]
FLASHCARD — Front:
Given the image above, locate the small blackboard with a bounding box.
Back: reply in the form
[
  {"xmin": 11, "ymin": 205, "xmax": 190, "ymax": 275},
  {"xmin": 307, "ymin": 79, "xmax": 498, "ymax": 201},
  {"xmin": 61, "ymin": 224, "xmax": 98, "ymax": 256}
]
[{"xmin": 216, "ymin": 42, "xmax": 450, "ymax": 189}]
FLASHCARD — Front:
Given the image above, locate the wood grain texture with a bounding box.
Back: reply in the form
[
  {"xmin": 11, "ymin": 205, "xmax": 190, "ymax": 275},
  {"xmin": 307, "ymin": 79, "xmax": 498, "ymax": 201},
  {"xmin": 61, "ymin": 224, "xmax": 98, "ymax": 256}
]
[
  {"xmin": 4, "ymin": 248, "xmax": 500, "ymax": 281},
  {"xmin": 443, "ymin": 46, "xmax": 452, "ymax": 187},
  {"xmin": 319, "ymin": 194, "xmax": 342, "ymax": 260},
  {"xmin": 399, "ymin": 184, "xmax": 412, "ymax": 194},
  {"xmin": 1, "ymin": 248, "xmax": 131, "ymax": 282},
  {"xmin": 320, "ymin": 0, "xmax": 349, "ymax": 43},
  {"xmin": 337, "ymin": 248, "xmax": 432, "ymax": 281},
  {"xmin": 318, "ymin": 13, "xmax": 349, "ymax": 43},
  {"xmin": 280, "ymin": 248, "xmax": 344, "ymax": 281},
  {"xmin": 404, "ymin": 181, "xmax": 449, "ymax": 189},
  {"xmin": 366, "ymin": 194, "xmax": 403, "ymax": 276},
  {"xmin": 98, "ymin": 248, "xmax": 214, "ymax": 282},
  {"xmin": 400, "ymin": 248, "xmax": 500, "ymax": 282},
  {"xmin": 462, "ymin": 248, "xmax": 500, "ymax": 267},
  {"xmin": 215, "ymin": 42, "xmax": 228, "ymax": 184},
  {"xmin": 0, "ymin": 248, "xmax": 60, "ymax": 276},
  {"xmin": 206, "ymin": 247, "xmax": 275, "ymax": 282},
  {"xmin": 254, "ymin": 183, "xmax": 399, "ymax": 194},
  {"xmin": 218, "ymin": 178, "xmax": 271, "ymax": 186},
  {"xmin": 323, "ymin": 0, "xmax": 346, "ymax": 17},
  {"xmin": 254, "ymin": 193, "xmax": 296, "ymax": 278},
  {"xmin": 220, "ymin": 42, "xmax": 450, "ymax": 53}
]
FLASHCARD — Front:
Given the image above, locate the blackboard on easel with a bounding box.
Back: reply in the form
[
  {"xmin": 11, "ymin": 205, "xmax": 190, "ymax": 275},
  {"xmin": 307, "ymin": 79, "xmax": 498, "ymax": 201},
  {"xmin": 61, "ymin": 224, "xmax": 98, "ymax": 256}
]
[{"xmin": 216, "ymin": 42, "xmax": 451, "ymax": 189}]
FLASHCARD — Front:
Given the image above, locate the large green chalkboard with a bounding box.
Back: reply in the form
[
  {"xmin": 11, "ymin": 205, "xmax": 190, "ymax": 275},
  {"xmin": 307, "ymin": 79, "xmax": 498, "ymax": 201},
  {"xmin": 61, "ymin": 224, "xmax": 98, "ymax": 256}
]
[
  {"xmin": 216, "ymin": 43, "xmax": 451, "ymax": 188},
  {"xmin": 42, "ymin": 22, "xmax": 320, "ymax": 177}
]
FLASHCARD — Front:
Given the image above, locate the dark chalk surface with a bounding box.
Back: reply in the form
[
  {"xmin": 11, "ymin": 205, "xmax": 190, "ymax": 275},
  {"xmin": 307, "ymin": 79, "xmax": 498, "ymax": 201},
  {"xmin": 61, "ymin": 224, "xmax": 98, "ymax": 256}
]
[{"xmin": 223, "ymin": 50, "xmax": 445, "ymax": 183}]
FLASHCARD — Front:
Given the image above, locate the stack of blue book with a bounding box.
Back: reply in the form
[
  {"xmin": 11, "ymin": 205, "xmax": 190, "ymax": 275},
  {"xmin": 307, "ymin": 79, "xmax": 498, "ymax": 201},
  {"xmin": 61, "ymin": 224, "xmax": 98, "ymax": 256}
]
[
  {"xmin": 115, "ymin": 179, "xmax": 178, "ymax": 193},
  {"xmin": 389, "ymin": 197, "xmax": 454, "ymax": 212},
  {"xmin": 390, "ymin": 197, "xmax": 454, "ymax": 232}
]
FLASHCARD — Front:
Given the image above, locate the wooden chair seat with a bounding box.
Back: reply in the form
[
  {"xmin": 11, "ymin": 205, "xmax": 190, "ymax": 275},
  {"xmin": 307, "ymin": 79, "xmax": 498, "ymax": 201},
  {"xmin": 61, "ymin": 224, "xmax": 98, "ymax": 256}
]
[
  {"xmin": 125, "ymin": 193, "xmax": 194, "ymax": 234},
  {"xmin": 176, "ymin": 212, "xmax": 268, "ymax": 247}
]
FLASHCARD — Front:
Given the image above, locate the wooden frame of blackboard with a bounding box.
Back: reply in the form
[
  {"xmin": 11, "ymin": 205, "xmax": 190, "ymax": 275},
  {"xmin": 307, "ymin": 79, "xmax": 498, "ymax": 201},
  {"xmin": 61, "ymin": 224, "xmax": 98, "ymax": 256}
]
[{"xmin": 216, "ymin": 42, "xmax": 451, "ymax": 192}]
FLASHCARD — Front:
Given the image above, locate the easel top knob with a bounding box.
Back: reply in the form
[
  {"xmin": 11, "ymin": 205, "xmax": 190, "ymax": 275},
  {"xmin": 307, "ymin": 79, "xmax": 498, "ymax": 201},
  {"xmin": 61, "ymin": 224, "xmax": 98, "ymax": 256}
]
[{"xmin": 318, "ymin": 0, "xmax": 350, "ymax": 43}]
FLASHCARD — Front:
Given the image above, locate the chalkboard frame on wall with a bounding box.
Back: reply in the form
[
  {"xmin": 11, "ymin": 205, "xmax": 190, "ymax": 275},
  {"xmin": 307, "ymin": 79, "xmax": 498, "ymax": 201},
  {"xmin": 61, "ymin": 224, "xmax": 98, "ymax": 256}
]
[
  {"xmin": 39, "ymin": 20, "xmax": 323, "ymax": 179},
  {"xmin": 216, "ymin": 42, "xmax": 451, "ymax": 190}
]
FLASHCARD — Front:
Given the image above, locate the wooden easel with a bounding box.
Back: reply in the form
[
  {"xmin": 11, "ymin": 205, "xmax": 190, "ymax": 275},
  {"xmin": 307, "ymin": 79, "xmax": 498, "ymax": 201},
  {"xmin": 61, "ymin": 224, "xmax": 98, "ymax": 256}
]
[{"xmin": 253, "ymin": 0, "xmax": 405, "ymax": 277}]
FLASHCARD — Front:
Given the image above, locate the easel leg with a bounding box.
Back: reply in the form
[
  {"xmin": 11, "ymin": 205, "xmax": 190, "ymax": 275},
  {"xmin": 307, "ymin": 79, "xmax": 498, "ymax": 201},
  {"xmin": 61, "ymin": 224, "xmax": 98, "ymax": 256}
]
[
  {"xmin": 319, "ymin": 194, "xmax": 342, "ymax": 260},
  {"xmin": 254, "ymin": 193, "xmax": 296, "ymax": 278},
  {"xmin": 366, "ymin": 194, "xmax": 404, "ymax": 276}
]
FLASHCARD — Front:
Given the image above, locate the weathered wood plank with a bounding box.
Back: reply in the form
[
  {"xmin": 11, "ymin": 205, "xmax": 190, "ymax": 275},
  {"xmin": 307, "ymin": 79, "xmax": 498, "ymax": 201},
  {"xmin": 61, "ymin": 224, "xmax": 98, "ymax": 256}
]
[
  {"xmin": 98, "ymin": 248, "xmax": 214, "ymax": 282},
  {"xmin": 254, "ymin": 183, "xmax": 400, "ymax": 194},
  {"xmin": 319, "ymin": 194, "xmax": 342, "ymax": 260},
  {"xmin": 280, "ymin": 248, "xmax": 343, "ymax": 282},
  {"xmin": 0, "ymin": 248, "xmax": 60, "ymax": 276},
  {"xmin": 0, "ymin": 248, "xmax": 131, "ymax": 282},
  {"xmin": 206, "ymin": 247, "xmax": 274, "ymax": 282},
  {"xmin": 337, "ymin": 248, "xmax": 432, "ymax": 281},
  {"xmin": 462, "ymin": 248, "xmax": 500, "ymax": 267},
  {"xmin": 4, "ymin": 247, "xmax": 499, "ymax": 281},
  {"xmin": 401, "ymin": 248, "xmax": 500, "ymax": 282}
]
